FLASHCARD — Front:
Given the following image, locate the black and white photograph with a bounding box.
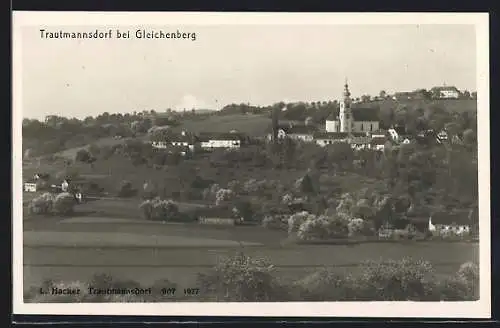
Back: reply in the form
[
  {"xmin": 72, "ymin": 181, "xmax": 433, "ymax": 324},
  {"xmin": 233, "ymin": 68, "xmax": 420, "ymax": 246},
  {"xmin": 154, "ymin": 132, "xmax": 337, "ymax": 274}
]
[{"xmin": 13, "ymin": 12, "xmax": 490, "ymax": 317}]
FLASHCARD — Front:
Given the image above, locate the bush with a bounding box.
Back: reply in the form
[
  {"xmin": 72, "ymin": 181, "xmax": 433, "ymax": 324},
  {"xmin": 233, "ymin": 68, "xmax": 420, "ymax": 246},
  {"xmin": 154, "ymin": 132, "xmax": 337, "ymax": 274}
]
[
  {"xmin": 354, "ymin": 257, "xmax": 437, "ymax": 301},
  {"xmin": 294, "ymin": 268, "xmax": 357, "ymax": 301},
  {"xmin": 288, "ymin": 211, "xmax": 313, "ymax": 235},
  {"xmin": 297, "ymin": 214, "xmax": 349, "ymax": 241},
  {"xmin": 197, "ymin": 252, "xmax": 285, "ymax": 301},
  {"xmin": 139, "ymin": 198, "xmax": 179, "ymax": 221},
  {"xmin": 27, "ymin": 192, "xmax": 55, "ymax": 215},
  {"xmin": 25, "ymin": 260, "xmax": 478, "ymax": 303},
  {"xmin": 52, "ymin": 192, "xmax": 76, "ymax": 216},
  {"xmin": 215, "ymin": 188, "xmax": 234, "ymax": 206},
  {"xmin": 117, "ymin": 180, "xmax": 137, "ymax": 198}
]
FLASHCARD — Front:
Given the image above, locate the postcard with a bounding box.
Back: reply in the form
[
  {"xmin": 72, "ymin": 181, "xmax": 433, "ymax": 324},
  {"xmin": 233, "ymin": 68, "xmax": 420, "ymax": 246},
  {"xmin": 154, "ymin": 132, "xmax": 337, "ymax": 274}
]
[{"xmin": 13, "ymin": 11, "xmax": 490, "ymax": 318}]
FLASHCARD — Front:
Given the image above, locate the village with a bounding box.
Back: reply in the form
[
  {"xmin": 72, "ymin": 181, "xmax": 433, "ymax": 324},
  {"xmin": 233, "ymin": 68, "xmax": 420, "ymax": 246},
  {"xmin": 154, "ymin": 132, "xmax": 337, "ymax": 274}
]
[{"xmin": 23, "ymin": 81, "xmax": 478, "ymax": 240}]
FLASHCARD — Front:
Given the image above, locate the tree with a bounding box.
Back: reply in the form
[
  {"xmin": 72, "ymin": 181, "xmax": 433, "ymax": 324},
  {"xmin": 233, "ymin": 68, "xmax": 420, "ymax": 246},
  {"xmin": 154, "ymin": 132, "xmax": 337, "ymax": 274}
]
[
  {"xmin": 28, "ymin": 193, "xmax": 55, "ymax": 215},
  {"xmin": 462, "ymin": 129, "xmax": 477, "ymax": 149},
  {"xmin": 75, "ymin": 149, "xmax": 92, "ymax": 163},
  {"xmin": 117, "ymin": 180, "xmax": 136, "ymax": 198},
  {"xmin": 298, "ymin": 174, "xmax": 315, "ymax": 194},
  {"xmin": 53, "ymin": 192, "xmax": 76, "ymax": 215}
]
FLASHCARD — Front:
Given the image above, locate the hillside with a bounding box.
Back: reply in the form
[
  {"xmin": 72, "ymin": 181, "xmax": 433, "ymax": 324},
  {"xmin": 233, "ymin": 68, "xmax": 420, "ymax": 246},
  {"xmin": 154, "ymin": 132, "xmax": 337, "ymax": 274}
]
[
  {"xmin": 170, "ymin": 113, "xmax": 273, "ymax": 136},
  {"xmin": 357, "ymin": 99, "xmax": 477, "ymax": 113}
]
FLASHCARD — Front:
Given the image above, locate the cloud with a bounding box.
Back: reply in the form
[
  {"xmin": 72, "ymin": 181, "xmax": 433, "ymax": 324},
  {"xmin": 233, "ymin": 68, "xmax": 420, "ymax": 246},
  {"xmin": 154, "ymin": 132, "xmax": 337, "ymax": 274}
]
[{"xmin": 174, "ymin": 94, "xmax": 212, "ymax": 111}]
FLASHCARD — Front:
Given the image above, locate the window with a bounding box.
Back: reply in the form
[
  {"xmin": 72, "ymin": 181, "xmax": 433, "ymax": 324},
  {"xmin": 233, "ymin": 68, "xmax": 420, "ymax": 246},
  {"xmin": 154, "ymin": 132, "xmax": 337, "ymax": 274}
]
[
  {"xmin": 370, "ymin": 124, "xmax": 373, "ymax": 131},
  {"xmin": 360, "ymin": 124, "xmax": 364, "ymax": 131}
]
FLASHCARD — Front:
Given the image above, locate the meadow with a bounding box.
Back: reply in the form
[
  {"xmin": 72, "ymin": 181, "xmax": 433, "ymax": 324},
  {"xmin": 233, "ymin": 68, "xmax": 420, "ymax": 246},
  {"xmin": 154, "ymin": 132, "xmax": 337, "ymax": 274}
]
[
  {"xmin": 170, "ymin": 113, "xmax": 275, "ymax": 136},
  {"xmin": 23, "ymin": 240, "xmax": 478, "ymax": 289}
]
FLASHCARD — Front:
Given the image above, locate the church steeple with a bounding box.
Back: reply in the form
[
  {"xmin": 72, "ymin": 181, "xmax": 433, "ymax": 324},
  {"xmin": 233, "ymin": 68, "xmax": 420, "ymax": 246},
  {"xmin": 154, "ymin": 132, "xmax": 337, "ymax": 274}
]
[
  {"xmin": 340, "ymin": 78, "xmax": 352, "ymax": 133},
  {"xmin": 343, "ymin": 78, "xmax": 351, "ymax": 98}
]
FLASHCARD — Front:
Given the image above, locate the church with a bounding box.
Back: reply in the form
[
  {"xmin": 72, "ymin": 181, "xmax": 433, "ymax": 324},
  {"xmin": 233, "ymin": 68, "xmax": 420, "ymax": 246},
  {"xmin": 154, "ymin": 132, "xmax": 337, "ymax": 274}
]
[{"xmin": 325, "ymin": 81, "xmax": 380, "ymax": 133}]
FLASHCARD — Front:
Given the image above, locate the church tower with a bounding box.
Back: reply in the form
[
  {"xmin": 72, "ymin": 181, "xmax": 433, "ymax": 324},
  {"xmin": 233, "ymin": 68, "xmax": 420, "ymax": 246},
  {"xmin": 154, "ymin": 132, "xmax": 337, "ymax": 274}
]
[{"xmin": 339, "ymin": 79, "xmax": 352, "ymax": 133}]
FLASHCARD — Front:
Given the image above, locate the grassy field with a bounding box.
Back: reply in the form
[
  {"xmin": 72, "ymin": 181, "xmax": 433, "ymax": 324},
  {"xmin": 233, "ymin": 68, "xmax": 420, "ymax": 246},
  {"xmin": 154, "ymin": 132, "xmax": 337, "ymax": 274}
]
[
  {"xmin": 171, "ymin": 114, "xmax": 273, "ymax": 136},
  {"xmin": 23, "ymin": 241, "xmax": 478, "ymax": 288},
  {"xmin": 361, "ymin": 98, "xmax": 477, "ymax": 113}
]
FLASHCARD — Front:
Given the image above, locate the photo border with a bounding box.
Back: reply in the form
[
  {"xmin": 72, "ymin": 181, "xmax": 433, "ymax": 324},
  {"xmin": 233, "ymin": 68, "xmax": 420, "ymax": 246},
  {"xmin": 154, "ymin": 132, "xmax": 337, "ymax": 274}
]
[{"xmin": 12, "ymin": 11, "xmax": 491, "ymax": 318}]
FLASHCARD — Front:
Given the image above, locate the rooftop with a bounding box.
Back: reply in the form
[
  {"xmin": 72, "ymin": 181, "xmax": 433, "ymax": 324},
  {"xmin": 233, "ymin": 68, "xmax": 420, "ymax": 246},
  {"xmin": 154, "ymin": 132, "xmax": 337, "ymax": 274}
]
[{"xmin": 198, "ymin": 132, "xmax": 244, "ymax": 141}]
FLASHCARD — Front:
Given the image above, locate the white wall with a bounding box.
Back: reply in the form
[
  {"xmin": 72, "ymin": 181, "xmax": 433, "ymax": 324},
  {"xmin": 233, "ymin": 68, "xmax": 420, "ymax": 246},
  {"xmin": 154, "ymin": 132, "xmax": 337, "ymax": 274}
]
[
  {"xmin": 201, "ymin": 139, "xmax": 240, "ymax": 149},
  {"xmin": 290, "ymin": 134, "xmax": 314, "ymax": 142},
  {"xmin": 440, "ymin": 90, "xmax": 460, "ymax": 99},
  {"xmin": 315, "ymin": 139, "xmax": 348, "ymax": 146},
  {"xmin": 24, "ymin": 183, "xmax": 36, "ymax": 192},
  {"xmin": 325, "ymin": 120, "xmax": 339, "ymax": 133}
]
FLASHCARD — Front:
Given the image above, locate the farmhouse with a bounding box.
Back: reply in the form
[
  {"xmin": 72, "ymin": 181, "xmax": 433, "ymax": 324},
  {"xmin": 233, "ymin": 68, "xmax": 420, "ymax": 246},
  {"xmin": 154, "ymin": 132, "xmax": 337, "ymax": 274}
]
[
  {"xmin": 428, "ymin": 211, "xmax": 472, "ymax": 236},
  {"xmin": 24, "ymin": 180, "xmax": 37, "ymax": 192},
  {"xmin": 313, "ymin": 132, "xmax": 349, "ymax": 146},
  {"xmin": 370, "ymin": 136, "xmax": 389, "ymax": 151},
  {"xmin": 267, "ymin": 124, "xmax": 318, "ymax": 142},
  {"xmin": 430, "ymin": 86, "xmax": 461, "ymax": 99},
  {"xmin": 151, "ymin": 130, "xmax": 199, "ymax": 152},
  {"xmin": 325, "ymin": 81, "xmax": 380, "ymax": 133},
  {"xmin": 198, "ymin": 132, "xmax": 245, "ymax": 150}
]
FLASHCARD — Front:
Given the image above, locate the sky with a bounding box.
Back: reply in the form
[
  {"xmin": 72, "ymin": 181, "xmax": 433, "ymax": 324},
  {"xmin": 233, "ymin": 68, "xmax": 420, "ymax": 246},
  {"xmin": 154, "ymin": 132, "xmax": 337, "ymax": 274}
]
[{"xmin": 20, "ymin": 24, "xmax": 476, "ymax": 119}]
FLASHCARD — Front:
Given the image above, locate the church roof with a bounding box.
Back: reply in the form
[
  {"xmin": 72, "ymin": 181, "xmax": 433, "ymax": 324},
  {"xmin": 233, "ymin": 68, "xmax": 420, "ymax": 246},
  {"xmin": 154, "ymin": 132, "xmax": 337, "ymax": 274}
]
[
  {"xmin": 351, "ymin": 107, "xmax": 380, "ymax": 122},
  {"xmin": 325, "ymin": 107, "xmax": 379, "ymax": 122}
]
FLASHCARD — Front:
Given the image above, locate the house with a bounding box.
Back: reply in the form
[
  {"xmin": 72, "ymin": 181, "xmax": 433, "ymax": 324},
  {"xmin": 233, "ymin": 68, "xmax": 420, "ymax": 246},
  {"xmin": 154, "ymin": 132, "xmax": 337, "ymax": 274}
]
[
  {"xmin": 349, "ymin": 133, "xmax": 372, "ymax": 150},
  {"xmin": 313, "ymin": 132, "xmax": 349, "ymax": 146},
  {"xmin": 387, "ymin": 125, "xmax": 407, "ymax": 143},
  {"xmin": 151, "ymin": 130, "xmax": 199, "ymax": 152},
  {"xmin": 370, "ymin": 136, "xmax": 388, "ymax": 151},
  {"xmin": 286, "ymin": 125, "xmax": 318, "ymax": 142},
  {"xmin": 24, "ymin": 181, "xmax": 37, "ymax": 192},
  {"xmin": 430, "ymin": 86, "xmax": 461, "ymax": 99},
  {"xmin": 428, "ymin": 211, "xmax": 472, "ymax": 236},
  {"xmin": 198, "ymin": 132, "xmax": 244, "ymax": 150},
  {"xmin": 437, "ymin": 130, "xmax": 448, "ymax": 141},
  {"xmin": 325, "ymin": 81, "xmax": 380, "ymax": 133}
]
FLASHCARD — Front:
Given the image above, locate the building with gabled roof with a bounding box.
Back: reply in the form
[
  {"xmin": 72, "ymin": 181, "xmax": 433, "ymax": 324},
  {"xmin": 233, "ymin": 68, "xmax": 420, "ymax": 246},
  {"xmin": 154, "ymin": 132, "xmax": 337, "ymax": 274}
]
[
  {"xmin": 198, "ymin": 132, "xmax": 246, "ymax": 150},
  {"xmin": 430, "ymin": 86, "xmax": 461, "ymax": 99}
]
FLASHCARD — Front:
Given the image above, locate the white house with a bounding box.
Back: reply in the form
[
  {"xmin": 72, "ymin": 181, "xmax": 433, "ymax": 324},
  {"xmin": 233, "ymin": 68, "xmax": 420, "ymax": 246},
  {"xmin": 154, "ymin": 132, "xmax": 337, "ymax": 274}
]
[
  {"xmin": 151, "ymin": 130, "xmax": 197, "ymax": 151},
  {"xmin": 437, "ymin": 130, "xmax": 448, "ymax": 141},
  {"xmin": 24, "ymin": 181, "xmax": 37, "ymax": 192},
  {"xmin": 430, "ymin": 86, "xmax": 461, "ymax": 99},
  {"xmin": 61, "ymin": 180, "xmax": 69, "ymax": 192},
  {"xmin": 267, "ymin": 124, "xmax": 317, "ymax": 142},
  {"xmin": 429, "ymin": 211, "xmax": 472, "ymax": 236},
  {"xmin": 199, "ymin": 132, "xmax": 244, "ymax": 150},
  {"xmin": 370, "ymin": 137, "xmax": 388, "ymax": 151},
  {"xmin": 313, "ymin": 132, "xmax": 349, "ymax": 146}
]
